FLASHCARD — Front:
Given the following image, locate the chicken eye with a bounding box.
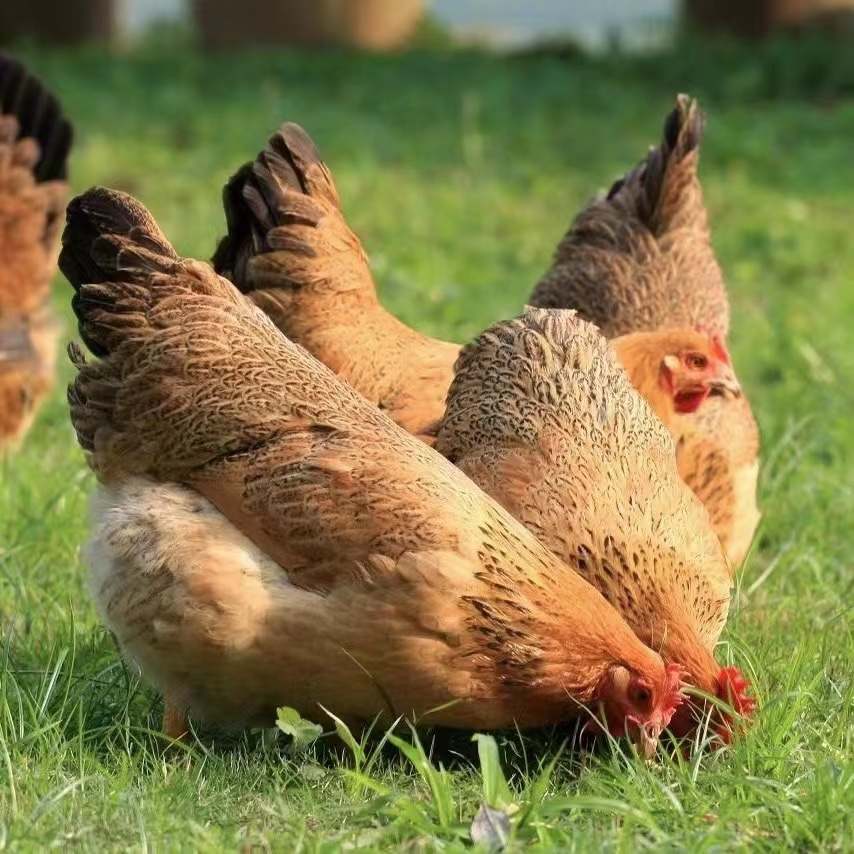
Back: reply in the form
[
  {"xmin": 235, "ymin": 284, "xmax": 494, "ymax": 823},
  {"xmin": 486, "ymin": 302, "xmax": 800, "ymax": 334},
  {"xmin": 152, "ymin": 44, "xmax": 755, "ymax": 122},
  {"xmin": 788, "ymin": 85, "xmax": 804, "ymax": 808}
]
[
  {"xmin": 630, "ymin": 686, "xmax": 651, "ymax": 705},
  {"xmin": 685, "ymin": 353, "xmax": 708, "ymax": 370}
]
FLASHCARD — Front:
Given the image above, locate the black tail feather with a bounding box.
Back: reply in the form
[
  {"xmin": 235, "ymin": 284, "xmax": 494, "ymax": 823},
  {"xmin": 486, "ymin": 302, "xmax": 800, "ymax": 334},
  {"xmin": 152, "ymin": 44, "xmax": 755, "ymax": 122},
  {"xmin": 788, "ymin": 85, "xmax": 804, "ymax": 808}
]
[
  {"xmin": 210, "ymin": 161, "xmax": 258, "ymax": 279},
  {"xmin": 59, "ymin": 187, "xmax": 177, "ymax": 290},
  {"xmin": 606, "ymin": 94, "xmax": 704, "ymax": 219},
  {"xmin": 663, "ymin": 94, "xmax": 704, "ymax": 155},
  {"xmin": 59, "ymin": 188, "xmax": 179, "ymax": 357},
  {"xmin": 211, "ymin": 122, "xmax": 328, "ymax": 288},
  {"xmin": 0, "ymin": 52, "xmax": 72, "ymax": 182}
]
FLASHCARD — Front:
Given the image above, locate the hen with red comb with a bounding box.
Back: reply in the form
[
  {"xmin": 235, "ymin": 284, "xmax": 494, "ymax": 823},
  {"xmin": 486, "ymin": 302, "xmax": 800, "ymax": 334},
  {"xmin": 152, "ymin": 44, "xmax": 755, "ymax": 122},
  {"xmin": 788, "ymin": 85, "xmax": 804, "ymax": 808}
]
[
  {"xmin": 435, "ymin": 309, "xmax": 755, "ymax": 749},
  {"xmin": 529, "ymin": 94, "xmax": 760, "ymax": 569}
]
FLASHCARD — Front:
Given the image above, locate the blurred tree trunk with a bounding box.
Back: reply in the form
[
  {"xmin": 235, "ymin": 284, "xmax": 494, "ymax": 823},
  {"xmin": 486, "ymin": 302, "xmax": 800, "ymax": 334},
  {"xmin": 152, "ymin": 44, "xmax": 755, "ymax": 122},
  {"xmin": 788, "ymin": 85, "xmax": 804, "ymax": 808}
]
[
  {"xmin": 683, "ymin": 0, "xmax": 854, "ymax": 38},
  {"xmin": 193, "ymin": 0, "xmax": 423, "ymax": 50},
  {"xmin": 0, "ymin": 0, "xmax": 119, "ymax": 45}
]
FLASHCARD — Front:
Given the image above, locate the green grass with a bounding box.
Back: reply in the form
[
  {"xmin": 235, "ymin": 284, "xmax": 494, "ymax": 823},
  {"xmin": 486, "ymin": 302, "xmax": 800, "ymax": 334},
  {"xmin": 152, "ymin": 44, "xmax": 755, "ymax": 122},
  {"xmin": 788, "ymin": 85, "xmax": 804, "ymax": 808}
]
[{"xmin": 1, "ymin": 42, "xmax": 852, "ymax": 850}]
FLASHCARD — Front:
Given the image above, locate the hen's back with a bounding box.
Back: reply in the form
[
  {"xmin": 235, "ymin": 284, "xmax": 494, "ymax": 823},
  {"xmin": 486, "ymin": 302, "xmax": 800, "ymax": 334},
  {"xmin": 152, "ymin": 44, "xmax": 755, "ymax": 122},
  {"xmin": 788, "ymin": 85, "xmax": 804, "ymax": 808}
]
[{"xmin": 529, "ymin": 95, "xmax": 729, "ymax": 338}]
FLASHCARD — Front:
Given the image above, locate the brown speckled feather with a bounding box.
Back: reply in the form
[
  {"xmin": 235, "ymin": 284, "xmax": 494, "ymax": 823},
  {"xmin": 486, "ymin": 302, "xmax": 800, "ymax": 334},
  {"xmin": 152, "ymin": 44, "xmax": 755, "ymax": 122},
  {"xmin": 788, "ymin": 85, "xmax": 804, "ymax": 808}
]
[
  {"xmin": 0, "ymin": 54, "xmax": 72, "ymax": 450},
  {"xmin": 609, "ymin": 329, "xmax": 760, "ymax": 567},
  {"xmin": 61, "ymin": 187, "xmax": 679, "ymax": 739},
  {"xmin": 435, "ymin": 308, "xmax": 732, "ymax": 700},
  {"xmin": 212, "ymin": 123, "xmax": 459, "ymax": 439},
  {"xmin": 528, "ymin": 95, "xmax": 759, "ymax": 565},
  {"xmin": 677, "ymin": 394, "xmax": 760, "ymax": 566},
  {"xmin": 530, "ymin": 95, "xmax": 728, "ymax": 337}
]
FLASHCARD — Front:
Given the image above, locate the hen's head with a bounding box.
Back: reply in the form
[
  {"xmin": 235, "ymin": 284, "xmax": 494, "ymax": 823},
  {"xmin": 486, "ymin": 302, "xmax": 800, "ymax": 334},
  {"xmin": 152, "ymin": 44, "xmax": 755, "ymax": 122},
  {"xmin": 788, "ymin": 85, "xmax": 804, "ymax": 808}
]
[
  {"xmin": 667, "ymin": 662, "xmax": 757, "ymax": 745},
  {"xmin": 657, "ymin": 328, "xmax": 741, "ymax": 413},
  {"xmin": 612, "ymin": 327, "xmax": 741, "ymax": 420},
  {"xmin": 594, "ymin": 662, "xmax": 685, "ymax": 758},
  {"xmin": 713, "ymin": 666, "xmax": 758, "ymax": 741}
]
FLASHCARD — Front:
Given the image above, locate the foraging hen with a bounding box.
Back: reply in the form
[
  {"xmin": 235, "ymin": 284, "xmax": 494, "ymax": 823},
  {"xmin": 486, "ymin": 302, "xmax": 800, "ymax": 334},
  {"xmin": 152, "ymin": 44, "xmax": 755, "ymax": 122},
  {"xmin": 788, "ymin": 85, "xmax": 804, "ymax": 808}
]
[
  {"xmin": 529, "ymin": 95, "xmax": 760, "ymax": 566},
  {"xmin": 435, "ymin": 309, "xmax": 756, "ymax": 742},
  {"xmin": 0, "ymin": 54, "xmax": 72, "ymax": 450},
  {"xmin": 212, "ymin": 123, "xmax": 459, "ymax": 442},
  {"xmin": 61, "ymin": 187, "xmax": 684, "ymax": 754}
]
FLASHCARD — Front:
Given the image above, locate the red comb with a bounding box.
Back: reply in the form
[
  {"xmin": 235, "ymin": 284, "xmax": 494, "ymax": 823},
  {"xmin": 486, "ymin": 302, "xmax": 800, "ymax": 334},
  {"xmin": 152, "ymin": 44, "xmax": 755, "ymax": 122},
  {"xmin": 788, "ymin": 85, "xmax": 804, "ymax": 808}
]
[
  {"xmin": 662, "ymin": 663, "xmax": 686, "ymax": 720},
  {"xmin": 714, "ymin": 667, "xmax": 757, "ymax": 742},
  {"xmin": 718, "ymin": 667, "xmax": 757, "ymax": 715},
  {"xmin": 711, "ymin": 336, "xmax": 731, "ymax": 364},
  {"xmin": 694, "ymin": 325, "xmax": 731, "ymax": 364}
]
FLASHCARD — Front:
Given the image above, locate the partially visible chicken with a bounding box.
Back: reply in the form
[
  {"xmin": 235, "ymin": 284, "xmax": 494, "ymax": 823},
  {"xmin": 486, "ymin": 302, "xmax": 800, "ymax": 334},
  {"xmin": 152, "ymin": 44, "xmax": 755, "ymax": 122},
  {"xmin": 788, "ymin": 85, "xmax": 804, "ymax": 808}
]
[
  {"xmin": 212, "ymin": 123, "xmax": 459, "ymax": 442},
  {"xmin": 677, "ymin": 398, "xmax": 760, "ymax": 567},
  {"xmin": 435, "ymin": 309, "xmax": 756, "ymax": 742},
  {"xmin": 530, "ymin": 96, "xmax": 728, "ymax": 338},
  {"xmin": 60, "ymin": 187, "xmax": 684, "ymax": 755},
  {"xmin": 0, "ymin": 53, "xmax": 73, "ymax": 450},
  {"xmin": 612, "ymin": 330, "xmax": 761, "ymax": 568},
  {"xmin": 529, "ymin": 95, "xmax": 760, "ymax": 567}
]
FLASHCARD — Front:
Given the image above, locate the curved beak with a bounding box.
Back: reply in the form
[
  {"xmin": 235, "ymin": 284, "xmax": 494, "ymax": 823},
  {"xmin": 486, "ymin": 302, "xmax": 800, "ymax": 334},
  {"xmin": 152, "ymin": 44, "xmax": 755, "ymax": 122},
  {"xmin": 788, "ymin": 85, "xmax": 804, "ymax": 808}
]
[
  {"xmin": 634, "ymin": 721, "xmax": 663, "ymax": 759},
  {"xmin": 708, "ymin": 363, "xmax": 741, "ymax": 398}
]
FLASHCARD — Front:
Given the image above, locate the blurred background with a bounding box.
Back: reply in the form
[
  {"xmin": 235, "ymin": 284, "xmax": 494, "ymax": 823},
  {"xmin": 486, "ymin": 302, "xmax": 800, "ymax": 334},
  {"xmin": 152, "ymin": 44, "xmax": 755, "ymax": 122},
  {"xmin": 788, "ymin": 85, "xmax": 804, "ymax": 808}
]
[{"xmin": 4, "ymin": 0, "xmax": 854, "ymax": 50}]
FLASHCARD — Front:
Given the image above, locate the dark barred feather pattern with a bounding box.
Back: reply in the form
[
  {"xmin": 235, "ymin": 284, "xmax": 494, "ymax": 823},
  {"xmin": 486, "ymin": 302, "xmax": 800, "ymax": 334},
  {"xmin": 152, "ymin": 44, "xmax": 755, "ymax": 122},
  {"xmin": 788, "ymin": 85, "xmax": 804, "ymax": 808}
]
[
  {"xmin": 530, "ymin": 94, "xmax": 729, "ymax": 338},
  {"xmin": 0, "ymin": 53, "xmax": 72, "ymax": 183}
]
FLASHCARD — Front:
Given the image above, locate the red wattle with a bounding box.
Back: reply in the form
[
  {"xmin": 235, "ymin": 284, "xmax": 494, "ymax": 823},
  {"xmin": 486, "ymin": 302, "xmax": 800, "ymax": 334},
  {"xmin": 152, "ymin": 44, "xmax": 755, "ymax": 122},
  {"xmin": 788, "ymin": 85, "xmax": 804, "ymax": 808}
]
[{"xmin": 674, "ymin": 388, "xmax": 709, "ymax": 413}]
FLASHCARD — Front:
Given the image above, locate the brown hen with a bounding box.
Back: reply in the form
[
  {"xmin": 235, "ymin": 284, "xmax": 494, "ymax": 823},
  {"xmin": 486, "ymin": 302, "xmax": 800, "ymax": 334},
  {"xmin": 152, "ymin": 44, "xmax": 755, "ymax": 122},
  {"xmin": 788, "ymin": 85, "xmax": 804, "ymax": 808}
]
[
  {"xmin": 612, "ymin": 329, "xmax": 761, "ymax": 568},
  {"xmin": 61, "ymin": 187, "xmax": 684, "ymax": 755},
  {"xmin": 435, "ymin": 308, "xmax": 756, "ymax": 742},
  {"xmin": 212, "ymin": 123, "xmax": 459, "ymax": 442},
  {"xmin": 0, "ymin": 54, "xmax": 72, "ymax": 450},
  {"xmin": 529, "ymin": 95, "xmax": 760, "ymax": 566}
]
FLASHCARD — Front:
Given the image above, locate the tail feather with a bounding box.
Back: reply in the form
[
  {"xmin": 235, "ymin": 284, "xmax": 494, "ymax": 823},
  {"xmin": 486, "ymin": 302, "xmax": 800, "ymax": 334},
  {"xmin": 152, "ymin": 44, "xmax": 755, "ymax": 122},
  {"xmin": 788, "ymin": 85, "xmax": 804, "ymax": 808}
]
[
  {"xmin": 59, "ymin": 188, "xmax": 181, "ymax": 357},
  {"xmin": 60, "ymin": 187, "xmax": 178, "ymax": 288},
  {"xmin": 607, "ymin": 94, "xmax": 704, "ymax": 236},
  {"xmin": 529, "ymin": 93, "xmax": 728, "ymax": 338},
  {"xmin": 0, "ymin": 53, "xmax": 72, "ymax": 183},
  {"xmin": 62, "ymin": 188, "xmax": 253, "ymax": 468},
  {"xmin": 213, "ymin": 162, "xmax": 260, "ymax": 279},
  {"xmin": 211, "ymin": 122, "xmax": 350, "ymax": 294}
]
